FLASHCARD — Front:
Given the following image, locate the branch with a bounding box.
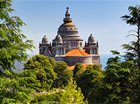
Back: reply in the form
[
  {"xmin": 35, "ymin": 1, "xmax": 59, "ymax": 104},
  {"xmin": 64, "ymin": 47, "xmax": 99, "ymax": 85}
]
[
  {"xmin": 125, "ymin": 34, "xmax": 138, "ymax": 38},
  {"xmin": 128, "ymin": 30, "xmax": 137, "ymax": 33}
]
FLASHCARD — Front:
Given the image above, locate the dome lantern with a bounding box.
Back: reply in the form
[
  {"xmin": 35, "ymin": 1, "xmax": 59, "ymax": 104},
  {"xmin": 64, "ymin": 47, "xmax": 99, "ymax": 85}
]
[
  {"xmin": 63, "ymin": 7, "xmax": 72, "ymax": 23},
  {"xmin": 57, "ymin": 7, "xmax": 83, "ymax": 40}
]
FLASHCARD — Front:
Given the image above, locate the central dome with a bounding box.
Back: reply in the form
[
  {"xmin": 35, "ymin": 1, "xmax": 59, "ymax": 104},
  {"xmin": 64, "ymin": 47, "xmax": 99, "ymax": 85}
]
[{"xmin": 57, "ymin": 7, "xmax": 81, "ymax": 39}]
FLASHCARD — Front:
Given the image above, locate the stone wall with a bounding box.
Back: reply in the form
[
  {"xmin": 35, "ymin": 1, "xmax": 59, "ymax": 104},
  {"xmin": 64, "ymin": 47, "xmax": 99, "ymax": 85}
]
[
  {"xmin": 52, "ymin": 55, "xmax": 100, "ymax": 66},
  {"xmin": 91, "ymin": 55, "xmax": 100, "ymax": 66},
  {"xmin": 66, "ymin": 56, "xmax": 92, "ymax": 65},
  {"xmin": 54, "ymin": 56, "xmax": 66, "ymax": 62}
]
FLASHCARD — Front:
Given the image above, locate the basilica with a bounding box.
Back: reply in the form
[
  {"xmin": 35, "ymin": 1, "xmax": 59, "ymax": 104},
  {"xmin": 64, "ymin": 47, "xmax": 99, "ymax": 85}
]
[{"xmin": 39, "ymin": 7, "xmax": 100, "ymax": 67}]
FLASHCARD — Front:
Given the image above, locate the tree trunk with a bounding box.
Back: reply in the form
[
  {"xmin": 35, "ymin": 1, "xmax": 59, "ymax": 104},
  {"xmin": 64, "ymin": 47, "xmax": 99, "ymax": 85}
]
[
  {"xmin": 138, "ymin": 16, "xmax": 140, "ymax": 103},
  {"xmin": 138, "ymin": 16, "xmax": 140, "ymax": 68}
]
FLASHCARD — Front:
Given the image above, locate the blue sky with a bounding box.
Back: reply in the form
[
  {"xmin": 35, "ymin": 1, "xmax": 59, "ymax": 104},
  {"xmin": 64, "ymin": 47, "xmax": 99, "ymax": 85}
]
[{"xmin": 12, "ymin": 0, "xmax": 139, "ymax": 55}]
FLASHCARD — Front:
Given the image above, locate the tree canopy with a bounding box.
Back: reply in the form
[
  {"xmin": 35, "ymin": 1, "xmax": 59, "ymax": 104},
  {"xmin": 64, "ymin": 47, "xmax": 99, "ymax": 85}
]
[
  {"xmin": 0, "ymin": 0, "xmax": 35, "ymax": 73},
  {"xmin": 24, "ymin": 55, "xmax": 56, "ymax": 91},
  {"xmin": 53, "ymin": 61, "xmax": 73, "ymax": 88}
]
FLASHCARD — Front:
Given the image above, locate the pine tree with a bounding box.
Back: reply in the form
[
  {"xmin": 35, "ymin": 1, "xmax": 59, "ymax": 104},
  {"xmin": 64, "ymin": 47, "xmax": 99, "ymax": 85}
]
[{"xmin": 121, "ymin": 5, "xmax": 140, "ymax": 67}]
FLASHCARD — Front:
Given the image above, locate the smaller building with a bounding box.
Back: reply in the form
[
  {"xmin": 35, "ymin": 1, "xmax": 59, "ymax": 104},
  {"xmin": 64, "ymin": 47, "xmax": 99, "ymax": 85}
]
[{"xmin": 39, "ymin": 7, "xmax": 100, "ymax": 67}]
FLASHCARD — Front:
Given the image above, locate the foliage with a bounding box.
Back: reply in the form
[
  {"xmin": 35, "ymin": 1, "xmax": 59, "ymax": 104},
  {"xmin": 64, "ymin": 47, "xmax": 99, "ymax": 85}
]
[
  {"xmin": 24, "ymin": 55, "xmax": 56, "ymax": 91},
  {"xmin": 76, "ymin": 65, "xmax": 104, "ymax": 99},
  {"xmin": 121, "ymin": 41, "xmax": 137, "ymax": 61},
  {"xmin": 121, "ymin": 5, "xmax": 140, "ymax": 67},
  {"xmin": 0, "ymin": 1, "xmax": 36, "ymax": 103},
  {"xmin": 101, "ymin": 55, "xmax": 140, "ymax": 103},
  {"xmin": 92, "ymin": 5, "xmax": 140, "ymax": 103},
  {"xmin": 24, "ymin": 55, "xmax": 51, "ymax": 70},
  {"xmin": 88, "ymin": 84, "xmax": 108, "ymax": 103},
  {"xmin": 59, "ymin": 79, "xmax": 85, "ymax": 104},
  {"xmin": 53, "ymin": 61, "xmax": 73, "ymax": 88},
  {"xmin": 0, "ymin": 76, "xmax": 35, "ymax": 103},
  {"xmin": 87, "ymin": 55, "xmax": 140, "ymax": 103},
  {"xmin": 73, "ymin": 63, "xmax": 85, "ymax": 78},
  {"xmin": 31, "ymin": 92, "xmax": 62, "ymax": 103},
  {"xmin": 121, "ymin": 5, "xmax": 140, "ymax": 26},
  {"xmin": 49, "ymin": 57, "xmax": 56, "ymax": 68},
  {"xmin": 0, "ymin": 0, "xmax": 35, "ymax": 72},
  {"xmin": 92, "ymin": 64, "xmax": 102, "ymax": 71}
]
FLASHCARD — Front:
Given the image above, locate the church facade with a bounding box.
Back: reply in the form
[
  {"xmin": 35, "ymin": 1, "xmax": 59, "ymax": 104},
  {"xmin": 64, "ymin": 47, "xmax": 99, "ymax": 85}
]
[{"xmin": 39, "ymin": 7, "xmax": 100, "ymax": 66}]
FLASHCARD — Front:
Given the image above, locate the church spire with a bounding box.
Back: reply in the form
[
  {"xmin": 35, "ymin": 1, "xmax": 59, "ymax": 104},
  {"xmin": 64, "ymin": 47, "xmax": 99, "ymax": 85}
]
[{"xmin": 63, "ymin": 7, "xmax": 72, "ymax": 23}]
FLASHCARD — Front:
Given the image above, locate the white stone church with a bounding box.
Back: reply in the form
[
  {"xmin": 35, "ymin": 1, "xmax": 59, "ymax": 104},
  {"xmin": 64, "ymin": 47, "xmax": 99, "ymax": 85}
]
[{"xmin": 39, "ymin": 7, "xmax": 100, "ymax": 66}]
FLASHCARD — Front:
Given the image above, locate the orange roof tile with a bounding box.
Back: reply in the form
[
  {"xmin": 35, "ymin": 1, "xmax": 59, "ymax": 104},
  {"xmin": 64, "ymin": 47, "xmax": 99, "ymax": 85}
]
[
  {"xmin": 83, "ymin": 49, "xmax": 85, "ymax": 52},
  {"xmin": 65, "ymin": 49, "xmax": 90, "ymax": 56},
  {"xmin": 68, "ymin": 64, "xmax": 93, "ymax": 70}
]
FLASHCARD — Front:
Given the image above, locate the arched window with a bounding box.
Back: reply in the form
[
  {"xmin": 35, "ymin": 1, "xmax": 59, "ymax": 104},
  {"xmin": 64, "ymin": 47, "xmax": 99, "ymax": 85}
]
[
  {"xmin": 62, "ymin": 48, "xmax": 64, "ymax": 55},
  {"xmin": 40, "ymin": 49, "xmax": 41, "ymax": 54},
  {"xmin": 92, "ymin": 48, "xmax": 94, "ymax": 54},
  {"xmin": 94, "ymin": 48, "xmax": 97, "ymax": 54},
  {"xmin": 61, "ymin": 48, "xmax": 63, "ymax": 55},
  {"xmin": 91, "ymin": 48, "xmax": 93, "ymax": 54},
  {"xmin": 58, "ymin": 48, "xmax": 61, "ymax": 55},
  {"xmin": 80, "ymin": 42, "xmax": 82, "ymax": 47},
  {"xmin": 71, "ymin": 42, "xmax": 72, "ymax": 47}
]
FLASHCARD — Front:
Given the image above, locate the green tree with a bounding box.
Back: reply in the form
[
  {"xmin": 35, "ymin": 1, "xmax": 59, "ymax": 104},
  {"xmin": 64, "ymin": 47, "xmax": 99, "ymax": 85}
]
[
  {"xmin": 93, "ymin": 64, "xmax": 102, "ymax": 71},
  {"xmin": 87, "ymin": 55, "xmax": 140, "ymax": 103},
  {"xmin": 121, "ymin": 5, "xmax": 140, "ymax": 67},
  {"xmin": 49, "ymin": 57, "xmax": 56, "ymax": 68},
  {"xmin": 88, "ymin": 5, "xmax": 140, "ymax": 103},
  {"xmin": 76, "ymin": 65, "xmax": 104, "ymax": 99},
  {"xmin": 24, "ymin": 55, "xmax": 56, "ymax": 90},
  {"xmin": 24, "ymin": 55, "xmax": 51, "ymax": 69},
  {"xmin": 102, "ymin": 54, "xmax": 140, "ymax": 103},
  {"xmin": 88, "ymin": 83, "xmax": 109, "ymax": 103},
  {"xmin": 0, "ymin": 74, "xmax": 36, "ymax": 103},
  {"xmin": 0, "ymin": 0, "xmax": 34, "ymax": 73},
  {"xmin": 0, "ymin": 1, "xmax": 35, "ymax": 103},
  {"xmin": 17, "ymin": 69, "xmax": 42, "ymax": 91},
  {"xmin": 53, "ymin": 61, "xmax": 73, "ymax": 88},
  {"xmin": 59, "ymin": 79, "xmax": 85, "ymax": 104},
  {"xmin": 73, "ymin": 63, "xmax": 85, "ymax": 78}
]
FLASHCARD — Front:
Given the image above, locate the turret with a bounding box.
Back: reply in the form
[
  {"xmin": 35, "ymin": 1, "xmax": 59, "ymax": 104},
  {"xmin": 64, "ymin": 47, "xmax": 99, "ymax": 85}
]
[
  {"xmin": 39, "ymin": 35, "xmax": 51, "ymax": 55},
  {"xmin": 85, "ymin": 34, "xmax": 99, "ymax": 55},
  {"xmin": 52, "ymin": 34, "xmax": 65, "ymax": 56},
  {"xmin": 53, "ymin": 34, "xmax": 63, "ymax": 44},
  {"xmin": 42, "ymin": 35, "xmax": 49, "ymax": 44},
  {"xmin": 88, "ymin": 34, "xmax": 95, "ymax": 44}
]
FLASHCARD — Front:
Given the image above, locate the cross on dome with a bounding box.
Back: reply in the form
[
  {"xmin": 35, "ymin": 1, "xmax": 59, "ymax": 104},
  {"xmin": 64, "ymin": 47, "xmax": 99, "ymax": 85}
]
[
  {"xmin": 65, "ymin": 7, "xmax": 70, "ymax": 15},
  {"xmin": 66, "ymin": 7, "xmax": 69, "ymax": 11}
]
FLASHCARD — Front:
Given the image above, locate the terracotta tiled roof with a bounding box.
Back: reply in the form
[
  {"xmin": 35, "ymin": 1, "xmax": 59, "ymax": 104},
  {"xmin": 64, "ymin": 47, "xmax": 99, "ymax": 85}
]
[
  {"xmin": 68, "ymin": 64, "xmax": 102, "ymax": 70},
  {"xmin": 83, "ymin": 49, "xmax": 85, "ymax": 52},
  {"xmin": 68, "ymin": 64, "xmax": 92, "ymax": 70},
  {"xmin": 65, "ymin": 49, "xmax": 90, "ymax": 56}
]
